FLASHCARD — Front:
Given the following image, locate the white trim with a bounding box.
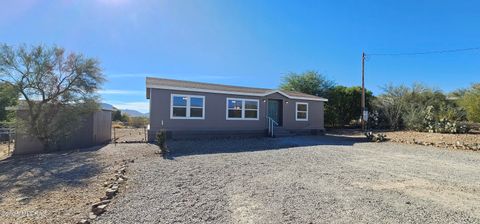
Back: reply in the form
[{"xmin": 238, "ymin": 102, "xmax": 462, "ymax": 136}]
[
  {"xmin": 146, "ymin": 84, "xmax": 328, "ymax": 102},
  {"xmin": 149, "ymin": 89, "xmax": 152, "ymax": 119},
  {"xmin": 289, "ymin": 96, "xmax": 328, "ymax": 102},
  {"xmin": 295, "ymin": 102, "xmax": 308, "ymax": 121},
  {"xmin": 170, "ymin": 94, "xmax": 205, "ymax": 120},
  {"xmin": 264, "ymin": 90, "xmax": 290, "ymax": 98},
  {"xmin": 226, "ymin": 98, "xmax": 260, "ymax": 120}
]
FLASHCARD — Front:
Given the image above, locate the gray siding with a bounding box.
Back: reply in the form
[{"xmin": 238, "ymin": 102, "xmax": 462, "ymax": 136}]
[
  {"xmin": 14, "ymin": 110, "xmax": 112, "ymax": 154},
  {"xmin": 268, "ymin": 92, "xmax": 325, "ymax": 130},
  {"xmin": 93, "ymin": 110, "xmax": 113, "ymax": 144},
  {"xmin": 148, "ymin": 88, "xmax": 324, "ymax": 140}
]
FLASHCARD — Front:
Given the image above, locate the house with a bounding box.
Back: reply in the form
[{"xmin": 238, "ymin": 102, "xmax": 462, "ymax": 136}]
[{"xmin": 146, "ymin": 77, "xmax": 328, "ymax": 140}]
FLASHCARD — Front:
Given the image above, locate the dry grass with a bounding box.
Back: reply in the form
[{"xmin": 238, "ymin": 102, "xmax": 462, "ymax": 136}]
[
  {"xmin": 113, "ymin": 128, "xmax": 147, "ymax": 142},
  {"xmin": 0, "ymin": 143, "xmax": 13, "ymax": 160}
]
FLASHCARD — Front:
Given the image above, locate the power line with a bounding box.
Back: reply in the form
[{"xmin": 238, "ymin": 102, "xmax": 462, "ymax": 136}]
[{"xmin": 367, "ymin": 46, "xmax": 480, "ymax": 56}]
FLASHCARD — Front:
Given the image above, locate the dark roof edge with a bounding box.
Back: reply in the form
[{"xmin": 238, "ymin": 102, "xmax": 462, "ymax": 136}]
[{"xmin": 146, "ymin": 77, "xmax": 328, "ymax": 102}]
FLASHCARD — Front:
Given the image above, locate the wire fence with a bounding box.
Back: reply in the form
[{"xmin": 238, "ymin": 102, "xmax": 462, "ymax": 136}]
[
  {"xmin": 112, "ymin": 122, "xmax": 148, "ymax": 143},
  {"xmin": 0, "ymin": 122, "xmax": 15, "ymax": 157}
]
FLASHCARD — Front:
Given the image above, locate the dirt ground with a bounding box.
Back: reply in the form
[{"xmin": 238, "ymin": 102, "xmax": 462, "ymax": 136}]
[
  {"xmin": 113, "ymin": 128, "xmax": 147, "ymax": 142},
  {"xmin": 0, "ymin": 143, "xmax": 156, "ymax": 224},
  {"xmin": 329, "ymin": 129, "xmax": 480, "ymax": 150},
  {"xmin": 382, "ymin": 130, "xmax": 479, "ymax": 145}
]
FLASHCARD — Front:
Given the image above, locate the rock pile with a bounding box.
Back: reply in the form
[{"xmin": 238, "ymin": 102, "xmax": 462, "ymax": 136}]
[
  {"xmin": 389, "ymin": 138, "xmax": 480, "ymax": 151},
  {"xmin": 77, "ymin": 159, "xmax": 134, "ymax": 224}
]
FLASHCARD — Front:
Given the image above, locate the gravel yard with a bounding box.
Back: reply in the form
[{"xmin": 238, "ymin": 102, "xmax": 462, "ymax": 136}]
[
  {"xmin": 0, "ymin": 143, "xmax": 155, "ymax": 223},
  {"xmin": 96, "ymin": 135, "xmax": 480, "ymax": 224}
]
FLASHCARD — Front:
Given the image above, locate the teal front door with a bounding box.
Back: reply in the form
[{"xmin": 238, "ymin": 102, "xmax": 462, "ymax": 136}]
[{"xmin": 268, "ymin": 99, "xmax": 283, "ymax": 126}]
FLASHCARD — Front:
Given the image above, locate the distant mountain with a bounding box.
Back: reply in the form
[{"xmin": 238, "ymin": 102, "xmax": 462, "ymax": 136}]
[{"xmin": 121, "ymin": 109, "xmax": 148, "ymax": 117}]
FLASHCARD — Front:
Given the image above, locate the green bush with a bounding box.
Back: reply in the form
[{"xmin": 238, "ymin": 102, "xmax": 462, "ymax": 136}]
[
  {"xmin": 155, "ymin": 131, "xmax": 167, "ymax": 152},
  {"xmin": 325, "ymin": 85, "xmax": 374, "ymax": 127}
]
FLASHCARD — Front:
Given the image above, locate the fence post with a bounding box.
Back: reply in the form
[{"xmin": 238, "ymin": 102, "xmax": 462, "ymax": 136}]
[
  {"xmin": 7, "ymin": 132, "xmax": 11, "ymax": 155},
  {"xmin": 144, "ymin": 127, "xmax": 147, "ymax": 142},
  {"xmin": 113, "ymin": 127, "xmax": 116, "ymax": 146}
]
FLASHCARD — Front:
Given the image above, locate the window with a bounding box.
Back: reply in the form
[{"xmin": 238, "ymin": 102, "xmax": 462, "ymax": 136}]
[
  {"xmin": 171, "ymin": 94, "xmax": 205, "ymax": 119},
  {"xmin": 296, "ymin": 102, "xmax": 308, "ymax": 121},
  {"xmin": 226, "ymin": 98, "xmax": 259, "ymax": 120}
]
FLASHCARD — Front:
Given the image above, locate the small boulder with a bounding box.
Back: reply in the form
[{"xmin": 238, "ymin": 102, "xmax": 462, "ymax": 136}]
[
  {"xmin": 92, "ymin": 204, "xmax": 107, "ymax": 215},
  {"xmin": 15, "ymin": 196, "xmax": 30, "ymax": 204},
  {"xmin": 117, "ymin": 178, "xmax": 125, "ymax": 184},
  {"xmin": 105, "ymin": 188, "xmax": 117, "ymax": 198},
  {"xmin": 92, "ymin": 199, "xmax": 111, "ymax": 208},
  {"xmin": 88, "ymin": 212, "xmax": 97, "ymax": 219},
  {"xmin": 111, "ymin": 184, "xmax": 119, "ymax": 191}
]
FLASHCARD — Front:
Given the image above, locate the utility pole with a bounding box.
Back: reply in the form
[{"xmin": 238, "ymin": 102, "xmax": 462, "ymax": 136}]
[{"xmin": 361, "ymin": 51, "xmax": 366, "ymax": 131}]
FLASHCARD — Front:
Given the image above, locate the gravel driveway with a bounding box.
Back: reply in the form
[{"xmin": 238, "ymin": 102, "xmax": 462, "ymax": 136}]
[{"xmin": 96, "ymin": 135, "xmax": 480, "ymax": 224}]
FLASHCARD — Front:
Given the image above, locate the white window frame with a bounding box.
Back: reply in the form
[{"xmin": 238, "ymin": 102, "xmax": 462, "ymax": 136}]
[
  {"xmin": 226, "ymin": 98, "xmax": 259, "ymax": 120},
  {"xmin": 295, "ymin": 102, "xmax": 308, "ymax": 121},
  {"xmin": 170, "ymin": 94, "xmax": 205, "ymax": 119}
]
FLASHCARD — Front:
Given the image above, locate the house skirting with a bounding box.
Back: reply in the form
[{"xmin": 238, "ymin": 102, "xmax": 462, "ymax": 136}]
[{"xmin": 147, "ymin": 129, "xmax": 325, "ymax": 142}]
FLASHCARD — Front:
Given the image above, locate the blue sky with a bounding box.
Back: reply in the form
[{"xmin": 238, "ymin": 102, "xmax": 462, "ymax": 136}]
[{"xmin": 1, "ymin": 0, "xmax": 479, "ymax": 112}]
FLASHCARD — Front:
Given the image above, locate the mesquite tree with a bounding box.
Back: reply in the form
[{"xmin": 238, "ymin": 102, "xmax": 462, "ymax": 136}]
[
  {"xmin": 280, "ymin": 71, "xmax": 335, "ymax": 97},
  {"xmin": 0, "ymin": 44, "xmax": 105, "ymax": 151}
]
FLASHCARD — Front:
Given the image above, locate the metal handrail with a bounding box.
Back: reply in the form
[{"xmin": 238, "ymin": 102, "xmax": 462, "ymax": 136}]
[{"xmin": 266, "ymin": 116, "xmax": 278, "ymax": 137}]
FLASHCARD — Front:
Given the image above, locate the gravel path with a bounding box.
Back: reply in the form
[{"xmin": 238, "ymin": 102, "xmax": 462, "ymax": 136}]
[{"xmin": 96, "ymin": 135, "xmax": 480, "ymax": 224}]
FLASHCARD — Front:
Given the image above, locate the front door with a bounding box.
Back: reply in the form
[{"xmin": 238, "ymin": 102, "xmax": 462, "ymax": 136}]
[{"xmin": 267, "ymin": 99, "xmax": 283, "ymax": 126}]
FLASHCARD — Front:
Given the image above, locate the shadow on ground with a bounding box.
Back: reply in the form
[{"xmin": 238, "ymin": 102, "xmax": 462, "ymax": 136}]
[
  {"xmin": 0, "ymin": 145, "xmax": 105, "ymax": 204},
  {"xmin": 165, "ymin": 134, "xmax": 367, "ymax": 159}
]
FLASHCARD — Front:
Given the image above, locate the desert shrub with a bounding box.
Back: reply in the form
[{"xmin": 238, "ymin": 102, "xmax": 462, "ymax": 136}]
[
  {"xmin": 155, "ymin": 131, "xmax": 167, "ymax": 152},
  {"xmin": 403, "ymin": 104, "xmax": 426, "ymax": 131},
  {"xmin": 128, "ymin": 116, "xmax": 148, "ymax": 128},
  {"xmin": 112, "ymin": 122, "xmax": 124, "ymax": 129},
  {"xmin": 372, "ymin": 83, "xmax": 468, "ymax": 133},
  {"xmin": 371, "ymin": 85, "xmax": 409, "ymax": 129},
  {"xmin": 458, "ymin": 83, "xmax": 480, "ymax": 123}
]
